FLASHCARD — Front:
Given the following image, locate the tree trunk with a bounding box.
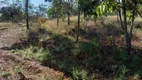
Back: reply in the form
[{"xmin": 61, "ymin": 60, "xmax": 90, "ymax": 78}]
[
  {"xmin": 68, "ymin": 11, "xmax": 70, "ymax": 25},
  {"xmin": 76, "ymin": 6, "xmax": 80, "ymax": 42},
  {"xmin": 25, "ymin": 0, "xmax": 29, "ymax": 30},
  {"xmin": 84, "ymin": 11, "xmax": 86, "ymax": 19},
  {"xmin": 122, "ymin": 0, "xmax": 131, "ymax": 54},
  {"xmin": 130, "ymin": 2, "xmax": 137, "ymax": 40},
  {"xmin": 117, "ymin": 12, "xmax": 119, "ymax": 22},
  {"xmin": 57, "ymin": 16, "xmax": 59, "ymax": 27},
  {"xmin": 67, "ymin": 0, "xmax": 70, "ymax": 25},
  {"xmin": 118, "ymin": 9, "xmax": 124, "ymax": 30},
  {"xmin": 118, "ymin": 0, "xmax": 124, "ymax": 30}
]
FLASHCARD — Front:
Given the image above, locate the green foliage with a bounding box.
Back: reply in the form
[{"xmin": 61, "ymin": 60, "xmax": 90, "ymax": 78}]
[
  {"xmin": 72, "ymin": 68, "xmax": 88, "ymax": 80},
  {"xmin": 37, "ymin": 4, "xmax": 48, "ymax": 17},
  {"xmin": 36, "ymin": 49, "xmax": 50, "ymax": 61},
  {"xmin": 115, "ymin": 65, "xmax": 128, "ymax": 80},
  {"xmin": 78, "ymin": 0, "xmax": 100, "ymax": 16},
  {"xmin": 47, "ymin": 6, "xmax": 56, "ymax": 18},
  {"xmin": 96, "ymin": 0, "xmax": 118, "ymax": 16},
  {"xmin": 115, "ymin": 49, "xmax": 128, "ymax": 61},
  {"xmin": 0, "ymin": 71, "xmax": 11, "ymax": 78},
  {"xmin": 79, "ymin": 41, "xmax": 95, "ymax": 54},
  {"xmin": 72, "ymin": 46, "xmax": 80, "ymax": 56},
  {"xmin": 72, "ymin": 67, "xmax": 96, "ymax": 80},
  {"xmin": 130, "ymin": 55, "xmax": 140, "ymax": 68},
  {"xmin": 133, "ymin": 73, "xmax": 140, "ymax": 80},
  {"xmin": 45, "ymin": 0, "xmax": 66, "ymax": 19},
  {"xmin": 14, "ymin": 46, "xmax": 50, "ymax": 61},
  {"xmin": 0, "ymin": 0, "xmax": 28, "ymax": 21},
  {"xmin": 0, "ymin": 6, "xmax": 23, "ymax": 21},
  {"xmin": 52, "ymin": 35, "xmax": 74, "ymax": 53},
  {"xmin": 90, "ymin": 39, "xmax": 100, "ymax": 47}
]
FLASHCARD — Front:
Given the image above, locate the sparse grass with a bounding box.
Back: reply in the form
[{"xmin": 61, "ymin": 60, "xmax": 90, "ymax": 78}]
[
  {"xmin": 37, "ymin": 74, "xmax": 55, "ymax": 80},
  {"xmin": 0, "ymin": 65, "xmax": 55, "ymax": 80},
  {"xmin": 0, "ymin": 65, "xmax": 24, "ymax": 79},
  {"xmin": 43, "ymin": 19, "xmax": 75, "ymax": 35}
]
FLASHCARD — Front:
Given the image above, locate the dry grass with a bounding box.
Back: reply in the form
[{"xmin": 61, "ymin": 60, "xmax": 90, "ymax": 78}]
[
  {"xmin": 33, "ymin": 16, "xmax": 79, "ymax": 35},
  {"xmin": 135, "ymin": 17, "xmax": 142, "ymax": 22},
  {"xmin": 33, "ymin": 15, "xmax": 92, "ymax": 34},
  {"xmin": 0, "ymin": 22, "xmax": 15, "ymax": 27}
]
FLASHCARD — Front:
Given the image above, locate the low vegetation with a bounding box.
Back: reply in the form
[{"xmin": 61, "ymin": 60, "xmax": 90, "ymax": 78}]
[
  {"xmin": 7, "ymin": 16, "xmax": 141, "ymax": 80},
  {"xmin": 0, "ymin": 0, "xmax": 142, "ymax": 80}
]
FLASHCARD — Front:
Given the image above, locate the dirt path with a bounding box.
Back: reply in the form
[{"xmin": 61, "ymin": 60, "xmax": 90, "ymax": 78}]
[
  {"xmin": 0, "ymin": 26, "xmax": 64, "ymax": 80},
  {"xmin": 0, "ymin": 26, "xmax": 23, "ymax": 48}
]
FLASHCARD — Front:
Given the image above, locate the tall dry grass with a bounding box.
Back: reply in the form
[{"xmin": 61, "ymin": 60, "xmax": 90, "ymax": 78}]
[{"xmin": 0, "ymin": 22, "xmax": 15, "ymax": 27}]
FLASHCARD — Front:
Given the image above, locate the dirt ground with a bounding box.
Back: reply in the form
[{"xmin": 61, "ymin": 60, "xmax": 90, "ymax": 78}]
[
  {"xmin": 0, "ymin": 26, "xmax": 64, "ymax": 80},
  {"xmin": 132, "ymin": 31, "xmax": 142, "ymax": 49}
]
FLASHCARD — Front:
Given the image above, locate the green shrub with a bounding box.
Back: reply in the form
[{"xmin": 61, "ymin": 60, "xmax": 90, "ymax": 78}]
[
  {"xmin": 72, "ymin": 68, "xmax": 95, "ymax": 80},
  {"xmin": 115, "ymin": 65, "xmax": 128, "ymax": 80},
  {"xmin": 36, "ymin": 49, "xmax": 50, "ymax": 61},
  {"xmin": 72, "ymin": 68, "xmax": 88, "ymax": 80},
  {"xmin": 14, "ymin": 46, "xmax": 50, "ymax": 61},
  {"xmin": 79, "ymin": 41, "xmax": 95, "ymax": 54}
]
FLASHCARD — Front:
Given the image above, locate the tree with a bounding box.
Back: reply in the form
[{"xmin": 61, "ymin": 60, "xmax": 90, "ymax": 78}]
[
  {"xmin": 45, "ymin": 0, "xmax": 75, "ymax": 26},
  {"xmin": 117, "ymin": 0, "xmax": 141, "ymax": 54},
  {"xmin": 25, "ymin": 0, "xmax": 29, "ymax": 30},
  {"xmin": 0, "ymin": 0, "xmax": 24, "ymax": 21},
  {"xmin": 123, "ymin": 0, "xmax": 140, "ymax": 54},
  {"xmin": 37, "ymin": 4, "xmax": 48, "ymax": 17},
  {"xmin": 66, "ymin": 0, "xmax": 73, "ymax": 25},
  {"xmin": 75, "ymin": 0, "xmax": 100, "ymax": 42},
  {"xmin": 47, "ymin": 6, "xmax": 56, "ymax": 18},
  {"xmin": 28, "ymin": 3, "xmax": 35, "ymax": 16},
  {"xmin": 95, "ymin": 0, "xmax": 141, "ymax": 54},
  {"xmin": 45, "ymin": 0, "xmax": 63, "ymax": 27},
  {"xmin": 122, "ymin": 0, "xmax": 131, "ymax": 54},
  {"xmin": 0, "ymin": 6, "xmax": 23, "ymax": 21}
]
